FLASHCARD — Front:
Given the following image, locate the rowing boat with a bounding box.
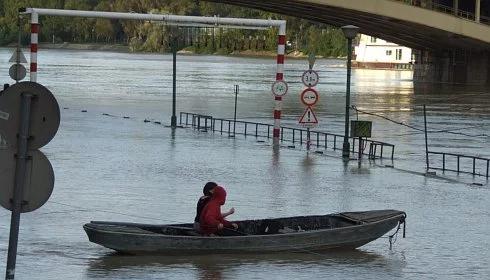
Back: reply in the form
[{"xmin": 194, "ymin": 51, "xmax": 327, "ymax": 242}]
[{"xmin": 83, "ymin": 209, "xmax": 406, "ymax": 254}]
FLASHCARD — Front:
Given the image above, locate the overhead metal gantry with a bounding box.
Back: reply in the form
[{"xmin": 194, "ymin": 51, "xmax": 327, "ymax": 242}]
[{"xmin": 21, "ymin": 7, "xmax": 287, "ymax": 146}]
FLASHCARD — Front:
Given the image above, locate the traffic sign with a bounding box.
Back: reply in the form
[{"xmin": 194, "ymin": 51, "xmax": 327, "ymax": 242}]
[
  {"xmin": 301, "ymin": 69, "xmax": 319, "ymax": 87},
  {"xmin": 9, "ymin": 49, "xmax": 27, "ymax": 64},
  {"xmin": 300, "ymin": 88, "xmax": 319, "ymax": 106},
  {"xmin": 0, "ymin": 149, "xmax": 55, "ymax": 213},
  {"xmin": 298, "ymin": 106, "xmax": 318, "ymax": 126},
  {"xmin": 271, "ymin": 80, "xmax": 288, "ymax": 97},
  {"xmin": 9, "ymin": 64, "xmax": 27, "ymax": 81},
  {"xmin": 351, "ymin": 120, "xmax": 372, "ymax": 138},
  {"xmin": 0, "ymin": 82, "xmax": 60, "ymax": 150}
]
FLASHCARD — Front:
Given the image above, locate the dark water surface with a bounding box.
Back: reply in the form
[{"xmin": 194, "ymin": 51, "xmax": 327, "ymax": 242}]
[{"xmin": 0, "ymin": 48, "xmax": 489, "ymax": 279}]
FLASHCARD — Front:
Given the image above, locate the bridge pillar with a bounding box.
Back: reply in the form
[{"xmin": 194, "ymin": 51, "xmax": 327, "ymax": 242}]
[{"xmin": 414, "ymin": 49, "xmax": 490, "ymax": 85}]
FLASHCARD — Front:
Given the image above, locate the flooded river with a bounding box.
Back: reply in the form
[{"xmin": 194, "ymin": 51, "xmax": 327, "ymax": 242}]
[{"xmin": 0, "ymin": 48, "xmax": 489, "ymax": 279}]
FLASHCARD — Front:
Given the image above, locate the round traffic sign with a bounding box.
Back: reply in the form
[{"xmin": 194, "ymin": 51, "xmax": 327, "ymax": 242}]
[
  {"xmin": 0, "ymin": 149, "xmax": 55, "ymax": 213},
  {"xmin": 0, "ymin": 82, "xmax": 60, "ymax": 150},
  {"xmin": 301, "ymin": 69, "xmax": 319, "ymax": 87},
  {"xmin": 271, "ymin": 80, "xmax": 288, "ymax": 97},
  {"xmin": 9, "ymin": 64, "xmax": 27, "ymax": 81},
  {"xmin": 300, "ymin": 88, "xmax": 319, "ymax": 106}
]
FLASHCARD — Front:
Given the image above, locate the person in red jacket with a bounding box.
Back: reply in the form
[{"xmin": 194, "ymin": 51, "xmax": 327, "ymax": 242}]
[{"xmin": 199, "ymin": 186, "xmax": 238, "ymax": 235}]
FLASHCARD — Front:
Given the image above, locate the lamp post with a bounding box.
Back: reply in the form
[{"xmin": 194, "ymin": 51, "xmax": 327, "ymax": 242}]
[
  {"xmin": 340, "ymin": 25, "xmax": 359, "ymax": 159},
  {"xmin": 170, "ymin": 27, "xmax": 179, "ymax": 128}
]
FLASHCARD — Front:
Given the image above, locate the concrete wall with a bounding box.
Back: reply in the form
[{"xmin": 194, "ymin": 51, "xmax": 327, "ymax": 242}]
[
  {"xmin": 0, "ymin": 134, "xmax": 6, "ymax": 148},
  {"xmin": 413, "ymin": 49, "xmax": 490, "ymax": 84}
]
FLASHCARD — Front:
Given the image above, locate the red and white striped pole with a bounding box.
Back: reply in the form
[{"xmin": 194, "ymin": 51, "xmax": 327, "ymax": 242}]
[
  {"xmin": 30, "ymin": 12, "xmax": 39, "ymax": 82},
  {"xmin": 273, "ymin": 23, "xmax": 286, "ymax": 147}
]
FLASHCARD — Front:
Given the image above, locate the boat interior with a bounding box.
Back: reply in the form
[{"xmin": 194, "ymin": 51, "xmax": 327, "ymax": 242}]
[{"xmin": 91, "ymin": 214, "xmax": 371, "ymax": 237}]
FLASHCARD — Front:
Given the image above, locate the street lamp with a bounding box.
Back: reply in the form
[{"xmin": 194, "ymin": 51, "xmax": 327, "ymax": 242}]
[
  {"xmin": 169, "ymin": 26, "xmax": 179, "ymax": 128},
  {"xmin": 340, "ymin": 25, "xmax": 359, "ymax": 159}
]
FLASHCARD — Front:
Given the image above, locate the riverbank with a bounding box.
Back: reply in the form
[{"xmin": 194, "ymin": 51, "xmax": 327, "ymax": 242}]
[{"xmin": 32, "ymin": 42, "xmax": 337, "ymax": 59}]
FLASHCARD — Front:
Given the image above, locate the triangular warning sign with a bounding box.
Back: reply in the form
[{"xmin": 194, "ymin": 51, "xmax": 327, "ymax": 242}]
[
  {"xmin": 299, "ymin": 106, "xmax": 318, "ymax": 124},
  {"xmin": 9, "ymin": 49, "xmax": 27, "ymax": 64}
]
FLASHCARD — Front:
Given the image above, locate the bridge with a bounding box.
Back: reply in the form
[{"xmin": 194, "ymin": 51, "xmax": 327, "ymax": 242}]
[{"xmin": 207, "ymin": 0, "xmax": 490, "ymax": 85}]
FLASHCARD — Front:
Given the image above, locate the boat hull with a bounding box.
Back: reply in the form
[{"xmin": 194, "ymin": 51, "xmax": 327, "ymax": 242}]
[{"xmin": 84, "ymin": 210, "xmax": 405, "ymax": 254}]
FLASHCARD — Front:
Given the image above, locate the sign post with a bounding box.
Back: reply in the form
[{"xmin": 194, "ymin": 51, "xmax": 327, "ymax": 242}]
[
  {"xmin": 299, "ymin": 61, "xmax": 320, "ymax": 151},
  {"xmin": 9, "ymin": 12, "xmax": 27, "ymax": 84},
  {"xmin": 5, "ymin": 92, "xmax": 33, "ymax": 280},
  {"xmin": 0, "ymin": 82, "xmax": 59, "ymax": 280}
]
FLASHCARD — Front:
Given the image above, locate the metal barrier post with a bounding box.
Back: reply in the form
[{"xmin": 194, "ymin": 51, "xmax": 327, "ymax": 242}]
[
  {"xmin": 443, "ymin": 154, "xmax": 446, "ymax": 171},
  {"xmin": 457, "ymin": 156, "xmax": 460, "ymax": 172},
  {"xmin": 424, "ymin": 105, "xmax": 429, "ymax": 170}
]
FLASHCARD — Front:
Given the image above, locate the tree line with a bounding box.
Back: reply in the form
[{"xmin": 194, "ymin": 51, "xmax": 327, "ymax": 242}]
[{"xmin": 0, "ymin": 0, "xmax": 348, "ymax": 57}]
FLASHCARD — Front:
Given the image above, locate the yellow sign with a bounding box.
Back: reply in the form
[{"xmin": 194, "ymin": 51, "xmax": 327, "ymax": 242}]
[{"xmin": 350, "ymin": 121, "xmax": 372, "ymax": 137}]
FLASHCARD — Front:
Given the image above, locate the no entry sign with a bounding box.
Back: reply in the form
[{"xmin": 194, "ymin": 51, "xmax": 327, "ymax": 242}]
[{"xmin": 300, "ymin": 88, "xmax": 319, "ymax": 106}]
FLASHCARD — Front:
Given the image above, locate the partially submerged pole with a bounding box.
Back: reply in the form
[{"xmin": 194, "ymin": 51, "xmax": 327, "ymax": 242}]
[
  {"xmin": 5, "ymin": 93, "xmax": 33, "ymax": 280},
  {"xmin": 170, "ymin": 30, "xmax": 178, "ymax": 128},
  {"xmin": 233, "ymin": 84, "xmax": 239, "ymax": 136},
  {"xmin": 423, "ymin": 105, "xmax": 429, "ymax": 170},
  {"xmin": 273, "ymin": 23, "xmax": 287, "ymax": 148},
  {"xmin": 28, "ymin": 10, "xmax": 38, "ymax": 82}
]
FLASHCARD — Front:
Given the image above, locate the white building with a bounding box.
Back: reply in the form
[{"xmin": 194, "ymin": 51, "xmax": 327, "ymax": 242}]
[{"xmin": 353, "ymin": 34, "xmax": 414, "ymax": 70}]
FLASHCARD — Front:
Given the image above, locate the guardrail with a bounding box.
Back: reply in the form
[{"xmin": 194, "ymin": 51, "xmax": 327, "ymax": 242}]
[
  {"xmin": 393, "ymin": 0, "xmax": 488, "ymax": 25},
  {"xmin": 428, "ymin": 151, "xmax": 489, "ymax": 178},
  {"xmin": 180, "ymin": 112, "xmax": 395, "ymax": 160}
]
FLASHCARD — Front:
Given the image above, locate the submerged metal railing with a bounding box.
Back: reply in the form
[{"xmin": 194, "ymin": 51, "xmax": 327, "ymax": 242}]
[
  {"xmin": 180, "ymin": 112, "xmax": 395, "ymax": 160},
  {"xmin": 428, "ymin": 151, "xmax": 490, "ymax": 178}
]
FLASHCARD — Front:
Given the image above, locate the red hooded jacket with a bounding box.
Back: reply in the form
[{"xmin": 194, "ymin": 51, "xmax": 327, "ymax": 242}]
[{"xmin": 199, "ymin": 186, "xmax": 232, "ymax": 234}]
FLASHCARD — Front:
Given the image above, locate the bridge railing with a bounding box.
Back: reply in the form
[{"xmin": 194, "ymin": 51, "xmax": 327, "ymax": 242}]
[
  {"xmin": 179, "ymin": 112, "xmax": 395, "ymax": 160},
  {"xmin": 428, "ymin": 151, "xmax": 490, "ymax": 178},
  {"xmin": 393, "ymin": 0, "xmax": 488, "ymax": 25}
]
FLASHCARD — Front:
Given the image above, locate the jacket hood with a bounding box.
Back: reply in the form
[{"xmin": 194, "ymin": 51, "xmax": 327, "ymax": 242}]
[{"xmin": 211, "ymin": 186, "xmax": 227, "ymax": 205}]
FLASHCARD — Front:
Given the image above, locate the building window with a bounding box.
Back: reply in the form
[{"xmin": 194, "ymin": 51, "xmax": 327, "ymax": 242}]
[
  {"xmin": 386, "ymin": 50, "xmax": 392, "ymax": 56},
  {"xmin": 370, "ymin": 37, "xmax": 377, "ymax": 43},
  {"xmin": 396, "ymin": 49, "xmax": 403, "ymax": 60}
]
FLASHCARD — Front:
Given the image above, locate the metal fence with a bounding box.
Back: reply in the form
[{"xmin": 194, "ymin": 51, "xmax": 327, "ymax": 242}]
[
  {"xmin": 428, "ymin": 151, "xmax": 490, "ymax": 178},
  {"xmin": 180, "ymin": 112, "xmax": 395, "ymax": 160}
]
